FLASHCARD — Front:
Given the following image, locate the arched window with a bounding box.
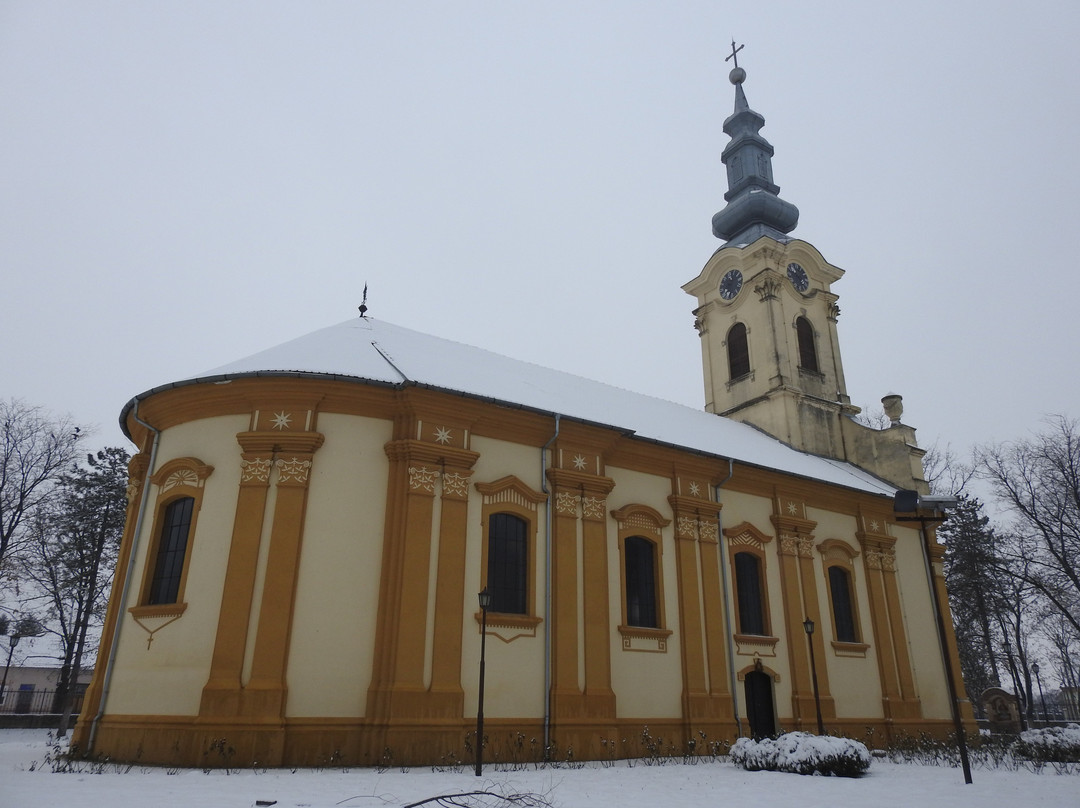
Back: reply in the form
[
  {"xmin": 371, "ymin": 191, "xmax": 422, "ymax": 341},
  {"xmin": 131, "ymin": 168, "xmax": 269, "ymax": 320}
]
[
  {"xmin": 624, "ymin": 536, "xmax": 658, "ymax": 628},
  {"xmin": 734, "ymin": 551, "xmax": 767, "ymax": 635},
  {"xmin": 828, "ymin": 565, "xmax": 858, "ymax": 643},
  {"xmin": 487, "ymin": 512, "xmax": 528, "ymax": 614},
  {"xmin": 795, "ymin": 316, "xmax": 819, "ymax": 372},
  {"xmin": 148, "ymin": 496, "xmax": 194, "ymax": 605},
  {"xmin": 727, "ymin": 322, "xmax": 750, "ymax": 380}
]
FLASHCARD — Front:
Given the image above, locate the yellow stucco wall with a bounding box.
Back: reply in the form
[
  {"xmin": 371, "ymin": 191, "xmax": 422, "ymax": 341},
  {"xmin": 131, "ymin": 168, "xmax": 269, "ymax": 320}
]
[
  {"xmin": 108, "ymin": 414, "xmax": 248, "ymax": 716},
  {"xmin": 284, "ymin": 413, "xmax": 393, "ymax": 717}
]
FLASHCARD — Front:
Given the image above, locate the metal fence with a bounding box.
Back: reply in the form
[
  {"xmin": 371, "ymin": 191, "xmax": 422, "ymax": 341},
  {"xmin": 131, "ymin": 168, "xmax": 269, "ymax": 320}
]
[{"xmin": 0, "ymin": 688, "xmax": 85, "ymax": 716}]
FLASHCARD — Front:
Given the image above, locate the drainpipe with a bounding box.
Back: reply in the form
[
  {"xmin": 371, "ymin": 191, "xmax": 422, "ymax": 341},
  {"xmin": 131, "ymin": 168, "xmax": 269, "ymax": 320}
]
[
  {"xmin": 87, "ymin": 398, "xmax": 161, "ymax": 754},
  {"xmin": 540, "ymin": 414, "xmax": 560, "ymax": 757},
  {"xmin": 714, "ymin": 458, "xmax": 742, "ymax": 738}
]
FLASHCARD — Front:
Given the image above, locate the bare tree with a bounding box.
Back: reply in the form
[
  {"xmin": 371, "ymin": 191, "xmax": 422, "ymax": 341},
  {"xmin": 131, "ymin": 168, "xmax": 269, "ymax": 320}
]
[
  {"xmin": 20, "ymin": 447, "xmax": 129, "ymax": 736},
  {"xmin": 978, "ymin": 415, "xmax": 1080, "ymax": 638},
  {"xmin": 0, "ymin": 399, "xmax": 84, "ymax": 589}
]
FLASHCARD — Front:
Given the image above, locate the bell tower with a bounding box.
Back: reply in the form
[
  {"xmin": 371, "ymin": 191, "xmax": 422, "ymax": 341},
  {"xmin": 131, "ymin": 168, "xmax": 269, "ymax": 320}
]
[{"xmin": 683, "ymin": 50, "xmax": 859, "ymax": 460}]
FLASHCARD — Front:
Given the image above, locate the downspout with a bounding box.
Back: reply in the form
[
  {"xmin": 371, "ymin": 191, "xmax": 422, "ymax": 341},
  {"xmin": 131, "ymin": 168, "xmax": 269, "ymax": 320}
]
[
  {"xmin": 714, "ymin": 458, "xmax": 742, "ymax": 738},
  {"xmin": 87, "ymin": 398, "xmax": 161, "ymax": 754},
  {"xmin": 540, "ymin": 414, "xmax": 560, "ymax": 757}
]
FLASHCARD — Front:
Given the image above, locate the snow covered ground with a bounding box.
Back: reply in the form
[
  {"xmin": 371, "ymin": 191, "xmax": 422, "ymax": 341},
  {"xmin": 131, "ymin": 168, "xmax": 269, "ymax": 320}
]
[{"xmin": 2, "ymin": 728, "xmax": 1076, "ymax": 808}]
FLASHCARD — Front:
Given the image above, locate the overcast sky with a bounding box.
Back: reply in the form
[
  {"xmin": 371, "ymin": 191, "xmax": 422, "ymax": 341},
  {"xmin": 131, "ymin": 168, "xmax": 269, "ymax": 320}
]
[{"xmin": 2, "ymin": 1, "xmax": 1078, "ymax": 475}]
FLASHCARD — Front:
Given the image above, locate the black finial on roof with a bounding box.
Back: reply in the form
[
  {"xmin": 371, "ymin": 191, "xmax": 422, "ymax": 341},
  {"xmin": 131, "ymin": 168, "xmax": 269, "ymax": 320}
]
[{"xmin": 358, "ymin": 283, "xmax": 369, "ymax": 318}]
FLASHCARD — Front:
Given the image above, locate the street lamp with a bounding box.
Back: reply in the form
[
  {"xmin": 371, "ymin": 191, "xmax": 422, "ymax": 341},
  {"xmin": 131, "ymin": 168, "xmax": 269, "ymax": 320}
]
[
  {"xmin": 1032, "ymin": 662, "xmax": 1048, "ymax": 723},
  {"xmin": 802, "ymin": 617, "xmax": 825, "ymax": 735},
  {"xmin": 475, "ymin": 588, "xmax": 492, "ymax": 777}
]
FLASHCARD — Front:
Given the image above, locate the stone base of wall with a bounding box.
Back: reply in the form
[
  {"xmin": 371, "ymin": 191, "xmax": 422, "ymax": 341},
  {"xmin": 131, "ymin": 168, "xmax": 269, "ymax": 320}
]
[{"xmin": 71, "ymin": 714, "xmax": 971, "ymax": 768}]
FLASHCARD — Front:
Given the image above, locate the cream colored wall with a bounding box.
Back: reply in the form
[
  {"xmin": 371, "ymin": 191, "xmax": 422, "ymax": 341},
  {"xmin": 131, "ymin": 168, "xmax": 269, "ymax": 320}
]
[
  {"xmin": 894, "ymin": 524, "xmax": 950, "ymax": 718},
  {"xmin": 108, "ymin": 414, "xmax": 248, "ymax": 716},
  {"xmin": 285, "ymin": 413, "xmax": 393, "ymax": 717},
  {"xmin": 607, "ymin": 466, "xmax": 684, "ymax": 719},
  {"xmin": 807, "ymin": 508, "xmax": 882, "ymax": 718},
  {"xmin": 463, "ymin": 435, "xmax": 548, "ymax": 719}
]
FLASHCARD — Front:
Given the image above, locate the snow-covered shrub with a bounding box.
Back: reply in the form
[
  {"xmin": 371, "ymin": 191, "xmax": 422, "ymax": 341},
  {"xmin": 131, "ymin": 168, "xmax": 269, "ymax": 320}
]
[
  {"xmin": 730, "ymin": 732, "xmax": 871, "ymax": 777},
  {"xmin": 1013, "ymin": 724, "xmax": 1080, "ymax": 763}
]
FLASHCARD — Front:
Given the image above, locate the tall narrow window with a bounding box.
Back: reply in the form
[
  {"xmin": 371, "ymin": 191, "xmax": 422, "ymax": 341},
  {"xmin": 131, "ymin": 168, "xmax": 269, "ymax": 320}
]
[
  {"xmin": 734, "ymin": 551, "xmax": 766, "ymax": 635},
  {"xmin": 148, "ymin": 496, "xmax": 194, "ymax": 605},
  {"xmin": 727, "ymin": 322, "xmax": 750, "ymax": 380},
  {"xmin": 624, "ymin": 536, "xmax": 658, "ymax": 628},
  {"xmin": 488, "ymin": 512, "xmax": 528, "ymax": 614},
  {"xmin": 795, "ymin": 316, "xmax": 819, "ymax": 372},
  {"xmin": 828, "ymin": 566, "xmax": 858, "ymax": 643}
]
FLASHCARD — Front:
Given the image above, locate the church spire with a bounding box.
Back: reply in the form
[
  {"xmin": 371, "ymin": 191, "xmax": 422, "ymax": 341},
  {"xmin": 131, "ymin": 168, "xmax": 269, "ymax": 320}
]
[{"xmin": 711, "ymin": 44, "xmax": 799, "ymax": 245}]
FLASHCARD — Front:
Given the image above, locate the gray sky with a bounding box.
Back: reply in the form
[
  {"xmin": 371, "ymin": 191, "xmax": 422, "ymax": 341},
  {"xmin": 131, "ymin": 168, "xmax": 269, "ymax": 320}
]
[{"xmin": 2, "ymin": 1, "xmax": 1078, "ymax": 471}]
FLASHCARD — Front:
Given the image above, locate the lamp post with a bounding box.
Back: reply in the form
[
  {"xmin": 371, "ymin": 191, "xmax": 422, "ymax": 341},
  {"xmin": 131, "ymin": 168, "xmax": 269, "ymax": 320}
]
[
  {"xmin": 475, "ymin": 588, "xmax": 492, "ymax": 777},
  {"xmin": 1032, "ymin": 662, "xmax": 1048, "ymax": 723},
  {"xmin": 802, "ymin": 617, "xmax": 825, "ymax": 735}
]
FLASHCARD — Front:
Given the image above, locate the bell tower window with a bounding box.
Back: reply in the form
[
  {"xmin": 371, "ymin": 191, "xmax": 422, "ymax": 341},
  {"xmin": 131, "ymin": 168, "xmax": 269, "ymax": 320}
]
[
  {"xmin": 727, "ymin": 322, "xmax": 750, "ymax": 380},
  {"xmin": 795, "ymin": 316, "xmax": 819, "ymax": 372}
]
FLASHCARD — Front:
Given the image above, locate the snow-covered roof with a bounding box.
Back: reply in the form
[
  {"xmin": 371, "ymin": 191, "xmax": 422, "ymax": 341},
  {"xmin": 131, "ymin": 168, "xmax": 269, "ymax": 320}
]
[{"xmin": 124, "ymin": 317, "xmax": 895, "ymax": 497}]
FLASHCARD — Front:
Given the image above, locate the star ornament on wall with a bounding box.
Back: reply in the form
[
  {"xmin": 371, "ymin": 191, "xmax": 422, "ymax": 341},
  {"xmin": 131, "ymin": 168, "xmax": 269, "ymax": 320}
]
[
  {"xmin": 270, "ymin": 412, "xmax": 292, "ymax": 430},
  {"xmin": 572, "ymin": 454, "xmax": 587, "ymax": 470},
  {"xmin": 434, "ymin": 427, "xmax": 453, "ymax": 445},
  {"xmin": 787, "ymin": 501, "xmax": 798, "ymax": 515},
  {"xmin": 689, "ymin": 481, "xmax": 701, "ymax": 497}
]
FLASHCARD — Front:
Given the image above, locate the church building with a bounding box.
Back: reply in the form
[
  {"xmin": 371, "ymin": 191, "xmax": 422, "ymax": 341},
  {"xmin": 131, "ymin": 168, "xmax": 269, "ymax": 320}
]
[{"xmin": 73, "ymin": 60, "xmax": 970, "ymax": 767}]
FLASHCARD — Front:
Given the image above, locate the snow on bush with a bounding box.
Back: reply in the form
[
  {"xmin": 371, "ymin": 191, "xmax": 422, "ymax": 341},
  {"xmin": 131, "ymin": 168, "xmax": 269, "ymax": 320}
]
[
  {"xmin": 1013, "ymin": 724, "xmax": 1080, "ymax": 763},
  {"xmin": 730, "ymin": 732, "xmax": 871, "ymax": 777}
]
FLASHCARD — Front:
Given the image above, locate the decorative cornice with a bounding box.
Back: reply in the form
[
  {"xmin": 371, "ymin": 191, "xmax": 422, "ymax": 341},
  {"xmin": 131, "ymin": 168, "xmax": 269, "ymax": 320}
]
[
  {"xmin": 545, "ymin": 467, "xmax": 615, "ymax": 496},
  {"xmin": 475, "ymin": 475, "xmax": 547, "ymax": 509},
  {"xmin": 611, "ymin": 504, "xmax": 670, "ymax": 536},
  {"xmin": 441, "ymin": 471, "xmax": 471, "ymax": 500},
  {"xmin": 151, "ymin": 457, "xmax": 214, "ymax": 491},
  {"xmin": 276, "ymin": 456, "xmax": 313, "ymax": 486},
  {"xmin": 722, "ymin": 520, "xmax": 774, "ymax": 548},
  {"xmin": 385, "ymin": 438, "xmax": 479, "ymax": 470},
  {"xmin": 236, "ymin": 430, "xmax": 324, "ymax": 455},
  {"xmin": 239, "ymin": 456, "xmax": 273, "ymax": 484},
  {"xmin": 864, "ymin": 547, "xmax": 896, "ymax": 571},
  {"xmin": 754, "ymin": 276, "xmax": 783, "ymax": 302},
  {"xmin": 407, "ymin": 465, "xmax": 440, "ymax": 493}
]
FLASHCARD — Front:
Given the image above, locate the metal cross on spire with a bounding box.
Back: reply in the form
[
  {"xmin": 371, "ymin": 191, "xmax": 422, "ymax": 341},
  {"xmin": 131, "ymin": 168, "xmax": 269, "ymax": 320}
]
[
  {"xmin": 725, "ymin": 39, "xmax": 744, "ymax": 68},
  {"xmin": 358, "ymin": 283, "xmax": 369, "ymax": 318}
]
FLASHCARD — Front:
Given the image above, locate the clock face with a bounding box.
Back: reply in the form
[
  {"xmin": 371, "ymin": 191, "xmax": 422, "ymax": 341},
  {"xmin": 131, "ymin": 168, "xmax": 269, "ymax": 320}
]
[
  {"xmin": 719, "ymin": 269, "xmax": 743, "ymax": 300},
  {"xmin": 787, "ymin": 262, "xmax": 809, "ymax": 292}
]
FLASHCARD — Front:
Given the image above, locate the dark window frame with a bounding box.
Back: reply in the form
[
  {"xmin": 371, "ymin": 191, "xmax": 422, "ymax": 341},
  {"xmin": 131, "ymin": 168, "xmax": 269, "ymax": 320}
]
[
  {"xmin": 487, "ymin": 512, "xmax": 529, "ymax": 615},
  {"xmin": 727, "ymin": 322, "xmax": 751, "ymax": 380},
  {"xmin": 734, "ymin": 551, "xmax": 767, "ymax": 636},
  {"xmin": 148, "ymin": 496, "xmax": 195, "ymax": 605},
  {"xmin": 624, "ymin": 535, "xmax": 659, "ymax": 628},
  {"xmin": 828, "ymin": 565, "xmax": 859, "ymax": 643},
  {"xmin": 795, "ymin": 316, "xmax": 819, "ymax": 372}
]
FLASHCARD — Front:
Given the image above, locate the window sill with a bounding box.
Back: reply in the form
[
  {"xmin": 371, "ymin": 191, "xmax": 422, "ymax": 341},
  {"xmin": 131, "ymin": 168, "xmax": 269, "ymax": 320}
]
[
  {"xmin": 734, "ymin": 633, "xmax": 780, "ymax": 656},
  {"xmin": 475, "ymin": 611, "xmax": 542, "ymax": 642},
  {"xmin": 618, "ymin": 624, "xmax": 672, "ymax": 653},
  {"xmin": 831, "ymin": 640, "xmax": 870, "ymax": 658},
  {"xmin": 129, "ymin": 602, "xmax": 188, "ymax": 620}
]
